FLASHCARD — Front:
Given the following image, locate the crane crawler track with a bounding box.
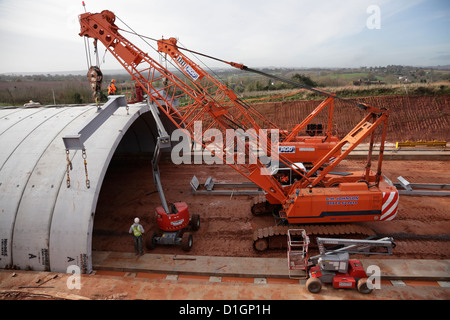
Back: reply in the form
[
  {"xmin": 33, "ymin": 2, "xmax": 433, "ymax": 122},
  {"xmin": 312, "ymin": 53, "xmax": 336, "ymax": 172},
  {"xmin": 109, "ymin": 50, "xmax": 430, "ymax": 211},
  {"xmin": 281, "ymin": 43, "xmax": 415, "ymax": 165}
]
[{"xmin": 253, "ymin": 224, "xmax": 376, "ymax": 251}]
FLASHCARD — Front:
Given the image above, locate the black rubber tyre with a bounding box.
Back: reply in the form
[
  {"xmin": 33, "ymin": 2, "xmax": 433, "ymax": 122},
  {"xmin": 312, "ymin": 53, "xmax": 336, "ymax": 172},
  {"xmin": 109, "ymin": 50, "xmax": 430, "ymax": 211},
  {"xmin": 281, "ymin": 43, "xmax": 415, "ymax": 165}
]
[
  {"xmin": 190, "ymin": 214, "xmax": 200, "ymax": 231},
  {"xmin": 306, "ymin": 277, "xmax": 323, "ymax": 294},
  {"xmin": 253, "ymin": 238, "xmax": 269, "ymax": 252},
  {"xmin": 251, "ymin": 201, "xmax": 267, "ymax": 216},
  {"xmin": 181, "ymin": 232, "xmax": 193, "ymax": 251},
  {"xmin": 357, "ymin": 278, "xmax": 373, "ymax": 294}
]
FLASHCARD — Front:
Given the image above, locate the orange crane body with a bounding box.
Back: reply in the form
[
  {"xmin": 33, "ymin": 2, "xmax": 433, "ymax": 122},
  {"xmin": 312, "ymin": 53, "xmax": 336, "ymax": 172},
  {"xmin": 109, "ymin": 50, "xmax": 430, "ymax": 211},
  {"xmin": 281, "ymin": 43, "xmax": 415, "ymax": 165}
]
[
  {"xmin": 278, "ymin": 135, "xmax": 341, "ymax": 166},
  {"xmin": 283, "ymin": 179, "xmax": 398, "ymax": 224}
]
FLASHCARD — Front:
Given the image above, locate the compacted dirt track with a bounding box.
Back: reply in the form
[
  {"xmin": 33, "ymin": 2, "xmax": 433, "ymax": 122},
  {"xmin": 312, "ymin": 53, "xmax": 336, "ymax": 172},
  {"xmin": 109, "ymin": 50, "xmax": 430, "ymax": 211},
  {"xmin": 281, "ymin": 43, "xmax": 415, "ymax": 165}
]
[
  {"xmin": 93, "ymin": 94, "xmax": 450, "ymax": 260},
  {"xmin": 92, "ymin": 158, "xmax": 450, "ymax": 260}
]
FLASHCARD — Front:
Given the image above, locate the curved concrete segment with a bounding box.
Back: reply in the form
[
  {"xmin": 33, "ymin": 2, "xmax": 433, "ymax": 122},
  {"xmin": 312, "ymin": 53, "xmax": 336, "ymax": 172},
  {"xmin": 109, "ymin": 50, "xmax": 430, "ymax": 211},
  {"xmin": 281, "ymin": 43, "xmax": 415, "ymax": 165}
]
[{"xmin": 0, "ymin": 98, "xmax": 166, "ymax": 273}]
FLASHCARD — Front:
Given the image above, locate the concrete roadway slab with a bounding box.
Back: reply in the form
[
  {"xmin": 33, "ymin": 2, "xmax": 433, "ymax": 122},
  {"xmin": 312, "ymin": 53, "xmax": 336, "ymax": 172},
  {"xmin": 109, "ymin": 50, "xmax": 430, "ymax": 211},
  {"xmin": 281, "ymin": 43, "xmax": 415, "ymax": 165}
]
[
  {"xmin": 93, "ymin": 251, "xmax": 301, "ymax": 278},
  {"xmin": 1, "ymin": 253, "xmax": 449, "ymax": 301},
  {"xmin": 92, "ymin": 251, "xmax": 450, "ymax": 281},
  {"xmin": 347, "ymin": 149, "xmax": 450, "ymax": 161}
]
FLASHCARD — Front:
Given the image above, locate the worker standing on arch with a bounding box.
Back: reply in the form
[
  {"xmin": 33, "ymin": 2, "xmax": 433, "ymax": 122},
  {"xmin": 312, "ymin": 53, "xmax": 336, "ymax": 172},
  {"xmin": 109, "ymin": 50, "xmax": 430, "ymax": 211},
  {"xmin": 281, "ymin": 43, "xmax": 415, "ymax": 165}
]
[
  {"xmin": 108, "ymin": 79, "xmax": 117, "ymax": 95},
  {"xmin": 129, "ymin": 217, "xmax": 145, "ymax": 256}
]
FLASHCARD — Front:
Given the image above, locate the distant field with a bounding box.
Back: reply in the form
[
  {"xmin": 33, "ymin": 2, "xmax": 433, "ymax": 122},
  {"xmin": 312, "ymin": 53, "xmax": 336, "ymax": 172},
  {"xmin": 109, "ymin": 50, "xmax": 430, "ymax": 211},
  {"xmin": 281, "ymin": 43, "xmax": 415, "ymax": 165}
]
[
  {"xmin": 319, "ymin": 72, "xmax": 370, "ymax": 80},
  {"xmin": 1, "ymin": 68, "xmax": 449, "ymax": 107},
  {"xmin": 241, "ymin": 81, "xmax": 450, "ymax": 102},
  {"xmin": 0, "ymin": 80, "xmax": 91, "ymax": 106}
]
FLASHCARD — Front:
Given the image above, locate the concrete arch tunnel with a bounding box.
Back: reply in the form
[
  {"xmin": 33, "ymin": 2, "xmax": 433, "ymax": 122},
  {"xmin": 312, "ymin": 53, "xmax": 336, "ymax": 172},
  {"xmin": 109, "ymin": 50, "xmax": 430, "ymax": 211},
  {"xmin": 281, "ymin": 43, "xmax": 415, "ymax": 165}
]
[{"xmin": 0, "ymin": 96, "xmax": 178, "ymax": 273}]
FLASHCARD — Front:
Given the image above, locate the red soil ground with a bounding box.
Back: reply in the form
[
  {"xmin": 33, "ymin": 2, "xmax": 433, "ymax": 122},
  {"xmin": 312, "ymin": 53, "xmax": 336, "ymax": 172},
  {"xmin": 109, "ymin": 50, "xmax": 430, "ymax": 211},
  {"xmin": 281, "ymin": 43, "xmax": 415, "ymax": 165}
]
[
  {"xmin": 93, "ymin": 159, "xmax": 450, "ymax": 260},
  {"xmin": 92, "ymin": 95, "xmax": 450, "ymax": 260}
]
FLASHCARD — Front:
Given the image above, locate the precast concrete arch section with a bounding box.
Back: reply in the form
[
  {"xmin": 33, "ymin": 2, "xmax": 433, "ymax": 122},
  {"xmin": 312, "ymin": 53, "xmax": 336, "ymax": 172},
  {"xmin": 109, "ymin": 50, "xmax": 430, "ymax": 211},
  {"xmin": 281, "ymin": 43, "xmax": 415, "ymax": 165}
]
[{"xmin": 0, "ymin": 96, "xmax": 177, "ymax": 273}]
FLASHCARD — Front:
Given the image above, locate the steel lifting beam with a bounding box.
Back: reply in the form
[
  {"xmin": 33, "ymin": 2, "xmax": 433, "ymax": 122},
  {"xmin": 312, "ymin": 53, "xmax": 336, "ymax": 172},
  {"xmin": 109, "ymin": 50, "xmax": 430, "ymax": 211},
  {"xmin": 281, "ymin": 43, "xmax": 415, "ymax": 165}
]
[
  {"xmin": 63, "ymin": 95, "xmax": 128, "ymax": 150},
  {"xmin": 190, "ymin": 175, "xmax": 450, "ymax": 197},
  {"xmin": 394, "ymin": 176, "xmax": 450, "ymax": 196},
  {"xmin": 190, "ymin": 176, "xmax": 264, "ymax": 196}
]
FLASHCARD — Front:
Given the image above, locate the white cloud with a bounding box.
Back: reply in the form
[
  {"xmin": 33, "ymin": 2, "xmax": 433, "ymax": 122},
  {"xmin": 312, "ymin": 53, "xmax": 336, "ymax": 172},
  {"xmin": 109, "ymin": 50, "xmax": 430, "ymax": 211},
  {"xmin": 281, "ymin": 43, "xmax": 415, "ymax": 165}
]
[{"xmin": 0, "ymin": 0, "xmax": 446, "ymax": 73}]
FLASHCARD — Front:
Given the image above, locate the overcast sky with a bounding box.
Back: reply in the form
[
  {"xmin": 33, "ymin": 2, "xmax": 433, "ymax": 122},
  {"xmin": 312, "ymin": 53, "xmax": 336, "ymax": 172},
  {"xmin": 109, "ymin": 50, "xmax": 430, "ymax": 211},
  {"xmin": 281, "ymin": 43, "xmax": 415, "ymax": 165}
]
[{"xmin": 0, "ymin": 0, "xmax": 449, "ymax": 73}]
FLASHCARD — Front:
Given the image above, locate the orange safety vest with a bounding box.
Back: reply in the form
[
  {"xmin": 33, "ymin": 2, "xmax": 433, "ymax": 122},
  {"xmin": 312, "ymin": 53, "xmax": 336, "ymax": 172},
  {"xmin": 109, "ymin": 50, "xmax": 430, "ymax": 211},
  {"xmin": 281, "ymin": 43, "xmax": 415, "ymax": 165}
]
[{"xmin": 108, "ymin": 83, "xmax": 116, "ymax": 94}]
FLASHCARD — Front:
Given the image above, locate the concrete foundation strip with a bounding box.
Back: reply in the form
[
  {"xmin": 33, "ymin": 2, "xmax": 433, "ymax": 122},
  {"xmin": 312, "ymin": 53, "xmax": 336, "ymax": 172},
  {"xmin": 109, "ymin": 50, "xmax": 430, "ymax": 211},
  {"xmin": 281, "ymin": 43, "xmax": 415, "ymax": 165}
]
[
  {"xmin": 191, "ymin": 176, "xmax": 450, "ymax": 197},
  {"xmin": 93, "ymin": 252, "xmax": 450, "ymax": 282}
]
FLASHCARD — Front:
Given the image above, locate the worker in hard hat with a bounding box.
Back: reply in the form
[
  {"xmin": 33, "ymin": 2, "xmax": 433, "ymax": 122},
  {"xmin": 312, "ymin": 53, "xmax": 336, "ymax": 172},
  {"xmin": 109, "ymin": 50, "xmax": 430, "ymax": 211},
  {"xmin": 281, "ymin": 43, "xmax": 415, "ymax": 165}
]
[
  {"xmin": 107, "ymin": 79, "xmax": 117, "ymax": 95},
  {"xmin": 129, "ymin": 217, "xmax": 145, "ymax": 256}
]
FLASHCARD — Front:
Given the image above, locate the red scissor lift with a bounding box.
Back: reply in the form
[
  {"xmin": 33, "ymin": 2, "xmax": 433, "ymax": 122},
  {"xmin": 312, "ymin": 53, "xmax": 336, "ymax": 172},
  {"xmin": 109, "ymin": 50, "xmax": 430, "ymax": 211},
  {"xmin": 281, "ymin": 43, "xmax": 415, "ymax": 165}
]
[{"xmin": 287, "ymin": 229, "xmax": 395, "ymax": 294}]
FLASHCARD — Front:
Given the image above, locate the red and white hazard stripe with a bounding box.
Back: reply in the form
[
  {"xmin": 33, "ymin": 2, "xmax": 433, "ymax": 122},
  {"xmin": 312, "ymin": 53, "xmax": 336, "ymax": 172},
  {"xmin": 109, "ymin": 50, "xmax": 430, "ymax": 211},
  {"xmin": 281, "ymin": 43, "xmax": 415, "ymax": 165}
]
[{"xmin": 380, "ymin": 191, "xmax": 399, "ymax": 221}]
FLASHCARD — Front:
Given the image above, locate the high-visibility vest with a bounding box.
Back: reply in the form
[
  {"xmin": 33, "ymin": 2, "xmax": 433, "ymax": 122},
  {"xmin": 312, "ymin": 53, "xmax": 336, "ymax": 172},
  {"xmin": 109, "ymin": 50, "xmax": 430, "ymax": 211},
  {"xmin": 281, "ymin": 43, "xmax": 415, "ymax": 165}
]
[
  {"xmin": 132, "ymin": 224, "xmax": 142, "ymax": 237},
  {"xmin": 108, "ymin": 84, "xmax": 116, "ymax": 94}
]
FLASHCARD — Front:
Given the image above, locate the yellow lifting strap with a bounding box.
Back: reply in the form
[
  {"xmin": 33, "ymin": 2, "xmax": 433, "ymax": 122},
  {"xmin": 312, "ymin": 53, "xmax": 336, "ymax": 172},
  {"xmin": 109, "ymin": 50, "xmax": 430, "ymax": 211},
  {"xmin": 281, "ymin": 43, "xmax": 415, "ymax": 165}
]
[{"xmin": 395, "ymin": 140, "xmax": 447, "ymax": 148}]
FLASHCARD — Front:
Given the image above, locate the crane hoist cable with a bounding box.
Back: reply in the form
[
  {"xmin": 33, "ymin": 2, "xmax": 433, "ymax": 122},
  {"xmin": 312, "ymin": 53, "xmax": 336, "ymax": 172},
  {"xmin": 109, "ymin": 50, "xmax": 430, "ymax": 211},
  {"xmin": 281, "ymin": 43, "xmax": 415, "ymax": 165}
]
[
  {"xmin": 118, "ymin": 26, "xmax": 262, "ymax": 116},
  {"xmin": 115, "ymin": 14, "xmax": 250, "ymax": 132},
  {"xmin": 116, "ymin": 28, "xmax": 332, "ymax": 92},
  {"xmin": 83, "ymin": 36, "xmax": 92, "ymax": 70},
  {"xmin": 113, "ymin": 15, "xmax": 386, "ymax": 181},
  {"xmin": 82, "ymin": 5, "xmax": 103, "ymax": 105},
  {"xmin": 116, "ymin": 27, "xmax": 386, "ymax": 114}
]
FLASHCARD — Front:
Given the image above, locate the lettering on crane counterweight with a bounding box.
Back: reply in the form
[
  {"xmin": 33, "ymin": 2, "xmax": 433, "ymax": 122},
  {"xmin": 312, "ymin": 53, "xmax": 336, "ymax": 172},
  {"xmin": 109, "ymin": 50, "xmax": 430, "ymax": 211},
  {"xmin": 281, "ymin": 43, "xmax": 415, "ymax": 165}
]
[{"xmin": 326, "ymin": 196, "xmax": 359, "ymax": 206}]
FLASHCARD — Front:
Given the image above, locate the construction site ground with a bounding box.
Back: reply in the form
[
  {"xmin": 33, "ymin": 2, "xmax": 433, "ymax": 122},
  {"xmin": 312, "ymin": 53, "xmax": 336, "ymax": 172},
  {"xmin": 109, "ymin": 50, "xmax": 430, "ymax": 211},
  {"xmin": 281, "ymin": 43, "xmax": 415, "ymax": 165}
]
[
  {"xmin": 0, "ymin": 258, "xmax": 449, "ymax": 301},
  {"xmin": 91, "ymin": 153, "xmax": 450, "ymax": 301},
  {"xmin": 1, "ymin": 93, "xmax": 449, "ymax": 301},
  {"xmin": 2, "ymin": 154, "xmax": 448, "ymax": 301},
  {"xmin": 91, "ymin": 156, "xmax": 450, "ymax": 261}
]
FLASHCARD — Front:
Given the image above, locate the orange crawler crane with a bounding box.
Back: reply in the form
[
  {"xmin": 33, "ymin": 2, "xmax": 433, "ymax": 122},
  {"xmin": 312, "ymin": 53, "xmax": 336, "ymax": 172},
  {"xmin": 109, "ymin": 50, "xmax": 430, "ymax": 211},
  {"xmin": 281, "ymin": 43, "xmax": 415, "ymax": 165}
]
[{"xmin": 78, "ymin": 9, "xmax": 399, "ymax": 251}]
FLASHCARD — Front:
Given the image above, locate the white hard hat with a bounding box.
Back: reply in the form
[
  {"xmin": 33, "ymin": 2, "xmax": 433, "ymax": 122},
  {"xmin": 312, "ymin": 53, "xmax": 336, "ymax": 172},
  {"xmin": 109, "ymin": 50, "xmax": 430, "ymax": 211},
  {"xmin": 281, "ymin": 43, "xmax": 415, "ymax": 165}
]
[{"xmin": 134, "ymin": 217, "xmax": 140, "ymax": 224}]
